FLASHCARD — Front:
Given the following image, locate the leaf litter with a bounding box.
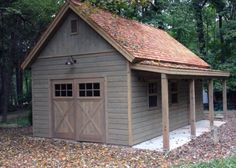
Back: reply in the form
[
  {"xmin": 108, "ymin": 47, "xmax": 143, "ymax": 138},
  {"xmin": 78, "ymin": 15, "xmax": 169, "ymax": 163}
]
[{"xmin": 0, "ymin": 114, "xmax": 236, "ymax": 167}]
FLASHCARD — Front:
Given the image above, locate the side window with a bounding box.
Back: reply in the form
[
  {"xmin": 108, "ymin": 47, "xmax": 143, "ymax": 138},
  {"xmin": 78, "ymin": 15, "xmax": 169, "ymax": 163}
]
[
  {"xmin": 170, "ymin": 81, "xmax": 178, "ymax": 104},
  {"xmin": 54, "ymin": 83, "xmax": 73, "ymax": 97},
  {"xmin": 79, "ymin": 83, "xmax": 100, "ymax": 97},
  {"xmin": 148, "ymin": 82, "xmax": 158, "ymax": 108},
  {"xmin": 70, "ymin": 19, "xmax": 78, "ymax": 34}
]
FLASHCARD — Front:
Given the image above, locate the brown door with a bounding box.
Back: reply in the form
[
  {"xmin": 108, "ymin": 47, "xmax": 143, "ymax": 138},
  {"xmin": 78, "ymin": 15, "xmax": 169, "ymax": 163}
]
[
  {"xmin": 76, "ymin": 79, "xmax": 105, "ymax": 143},
  {"xmin": 52, "ymin": 80, "xmax": 75, "ymax": 139},
  {"xmin": 51, "ymin": 78, "xmax": 105, "ymax": 143}
]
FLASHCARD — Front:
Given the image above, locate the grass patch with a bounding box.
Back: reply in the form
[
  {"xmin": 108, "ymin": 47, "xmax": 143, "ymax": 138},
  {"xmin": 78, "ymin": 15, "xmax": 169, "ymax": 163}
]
[{"xmin": 178, "ymin": 156, "xmax": 236, "ymax": 168}]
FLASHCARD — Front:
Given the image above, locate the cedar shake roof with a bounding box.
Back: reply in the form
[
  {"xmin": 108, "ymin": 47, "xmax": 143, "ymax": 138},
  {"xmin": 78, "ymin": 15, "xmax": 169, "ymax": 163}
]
[{"xmin": 72, "ymin": 1, "xmax": 210, "ymax": 69}]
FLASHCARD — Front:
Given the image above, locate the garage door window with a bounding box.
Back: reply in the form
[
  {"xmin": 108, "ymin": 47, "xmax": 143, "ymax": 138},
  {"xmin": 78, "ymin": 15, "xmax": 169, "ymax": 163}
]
[
  {"xmin": 54, "ymin": 84, "xmax": 73, "ymax": 97},
  {"xmin": 79, "ymin": 83, "xmax": 100, "ymax": 97}
]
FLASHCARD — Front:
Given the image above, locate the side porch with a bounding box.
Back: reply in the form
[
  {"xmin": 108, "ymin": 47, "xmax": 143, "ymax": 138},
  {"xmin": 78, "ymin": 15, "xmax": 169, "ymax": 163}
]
[
  {"xmin": 133, "ymin": 120, "xmax": 225, "ymax": 151},
  {"xmin": 130, "ymin": 62, "xmax": 230, "ymax": 151}
]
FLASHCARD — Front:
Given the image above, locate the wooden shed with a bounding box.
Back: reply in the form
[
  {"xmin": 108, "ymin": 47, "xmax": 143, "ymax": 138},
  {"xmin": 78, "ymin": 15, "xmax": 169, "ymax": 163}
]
[{"xmin": 21, "ymin": 0, "xmax": 229, "ymax": 151}]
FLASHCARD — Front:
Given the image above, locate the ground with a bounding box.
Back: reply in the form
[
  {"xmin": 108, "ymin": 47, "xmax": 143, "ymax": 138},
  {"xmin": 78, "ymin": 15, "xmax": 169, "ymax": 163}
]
[{"xmin": 0, "ymin": 114, "xmax": 236, "ymax": 167}]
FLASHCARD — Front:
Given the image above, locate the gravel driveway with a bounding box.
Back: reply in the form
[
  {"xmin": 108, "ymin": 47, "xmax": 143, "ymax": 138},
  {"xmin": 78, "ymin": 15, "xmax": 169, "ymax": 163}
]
[{"xmin": 0, "ymin": 114, "xmax": 236, "ymax": 167}]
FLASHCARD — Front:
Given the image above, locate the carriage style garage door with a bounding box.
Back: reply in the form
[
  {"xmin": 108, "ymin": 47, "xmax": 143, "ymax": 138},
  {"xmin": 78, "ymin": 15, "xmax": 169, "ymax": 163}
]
[{"xmin": 52, "ymin": 78, "xmax": 105, "ymax": 143}]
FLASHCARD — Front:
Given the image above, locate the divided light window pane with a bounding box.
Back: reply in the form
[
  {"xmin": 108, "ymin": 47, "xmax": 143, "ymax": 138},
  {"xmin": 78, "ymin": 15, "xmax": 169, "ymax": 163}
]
[
  {"xmin": 79, "ymin": 83, "xmax": 100, "ymax": 97},
  {"xmin": 54, "ymin": 83, "xmax": 73, "ymax": 97},
  {"xmin": 148, "ymin": 82, "xmax": 158, "ymax": 108}
]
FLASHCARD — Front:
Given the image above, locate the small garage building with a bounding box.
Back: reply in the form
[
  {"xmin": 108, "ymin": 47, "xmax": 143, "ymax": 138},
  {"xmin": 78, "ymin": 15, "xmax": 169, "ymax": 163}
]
[{"xmin": 21, "ymin": 0, "xmax": 229, "ymax": 151}]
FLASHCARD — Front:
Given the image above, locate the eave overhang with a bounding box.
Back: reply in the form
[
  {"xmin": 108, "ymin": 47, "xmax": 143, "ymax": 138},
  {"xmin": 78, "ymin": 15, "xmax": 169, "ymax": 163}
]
[{"xmin": 131, "ymin": 64, "xmax": 230, "ymax": 78}]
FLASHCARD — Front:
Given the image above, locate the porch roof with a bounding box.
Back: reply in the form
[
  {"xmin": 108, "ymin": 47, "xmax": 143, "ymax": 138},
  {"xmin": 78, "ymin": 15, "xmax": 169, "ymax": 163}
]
[{"xmin": 131, "ymin": 61, "xmax": 230, "ymax": 77}]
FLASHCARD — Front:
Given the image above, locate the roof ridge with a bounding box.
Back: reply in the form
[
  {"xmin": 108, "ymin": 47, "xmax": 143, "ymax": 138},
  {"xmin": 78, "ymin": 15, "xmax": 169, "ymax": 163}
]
[{"xmin": 70, "ymin": 0, "xmax": 165, "ymax": 32}]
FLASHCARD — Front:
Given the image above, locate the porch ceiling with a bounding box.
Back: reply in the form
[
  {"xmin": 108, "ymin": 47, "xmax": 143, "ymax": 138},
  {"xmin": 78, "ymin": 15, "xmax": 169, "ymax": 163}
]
[{"xmin": 131, "ymin": 62, "xmax": 230, "ymax": 78}]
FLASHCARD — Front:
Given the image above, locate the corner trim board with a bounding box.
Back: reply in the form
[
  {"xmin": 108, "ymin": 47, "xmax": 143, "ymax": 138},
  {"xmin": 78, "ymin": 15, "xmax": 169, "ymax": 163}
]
[{"xmin": 127, "ymin": 62, "xmax": 133, "ymax": 146}]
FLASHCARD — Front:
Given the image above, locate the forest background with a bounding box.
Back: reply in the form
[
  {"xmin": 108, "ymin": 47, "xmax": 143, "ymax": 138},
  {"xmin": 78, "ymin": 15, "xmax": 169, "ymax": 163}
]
[{"xmin": 0, "ymin": 0, "xmax": 235, "ymax": 122}]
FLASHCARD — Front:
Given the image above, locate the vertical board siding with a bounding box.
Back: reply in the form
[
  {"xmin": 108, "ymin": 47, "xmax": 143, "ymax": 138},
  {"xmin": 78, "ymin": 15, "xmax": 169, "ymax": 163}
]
[
  {"xmin": 131, "ymin": 71, "xmax": 204, "ymax": 145},
  {"xmin": 40, "ymin": 12, "xmax": 114, "ymax": 58},
  {"xmin": 31, "ymin": 12, "xmax": 129, "ymax": 145},
  {"xmin": 131, "ymin": 71, "xmax": 161, "ymax": 145}
]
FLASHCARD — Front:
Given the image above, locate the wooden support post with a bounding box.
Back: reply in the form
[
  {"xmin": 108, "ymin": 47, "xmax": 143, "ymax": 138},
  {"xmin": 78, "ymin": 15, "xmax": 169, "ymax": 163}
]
[
  {"xmin": 189, "ymin": 79, "xmax": 196, "ymax": 138},
  {"xmin": 208, "ymin": 79, "xmax": 214, "ymax": 128},
  {"xmin": 161, "ymin": 74, "xmax": 169, "ymax": 151},
  {"xmin": 223, "ymin": 80, "xmax": 227, "ymax": 120}
]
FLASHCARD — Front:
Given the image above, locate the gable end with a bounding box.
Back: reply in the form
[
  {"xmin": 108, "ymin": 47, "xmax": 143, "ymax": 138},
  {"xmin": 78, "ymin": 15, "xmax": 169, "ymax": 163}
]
[{"xmin": 21, "ymin": 2, "xmax": 135, "ymax": 69}]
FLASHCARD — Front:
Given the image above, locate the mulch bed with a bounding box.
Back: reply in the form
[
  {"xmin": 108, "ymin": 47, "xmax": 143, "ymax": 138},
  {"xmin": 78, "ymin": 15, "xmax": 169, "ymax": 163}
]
[{"xmin": 0, "ymin": 115, "xmax": 236, "ymax": 167}]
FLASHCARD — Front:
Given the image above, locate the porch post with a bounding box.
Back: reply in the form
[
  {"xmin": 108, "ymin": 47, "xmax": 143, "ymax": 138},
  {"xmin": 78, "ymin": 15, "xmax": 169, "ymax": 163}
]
[
  {"xmin": 208, "ymin": 79, "xmax": 214, "ymax": 128},
  {"xmin": 189, "ymin": 79, "xmax": 196, "ymax": 138},
  {"xmin": 161, "ymin": 74, "xmax": 169, "ymax": 151},
  {"xmin": 223, "ymin": 79, "xmax": 227, "ymax": 120}
]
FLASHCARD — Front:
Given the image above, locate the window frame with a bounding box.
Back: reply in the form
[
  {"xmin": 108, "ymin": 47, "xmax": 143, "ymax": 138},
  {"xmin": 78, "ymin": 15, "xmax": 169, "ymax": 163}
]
[
  {"xmin": 169, "ymin": 80, "xmax": 179, "ymax": 105},
  {"xmin": 53, "ymin": 83, "xmax": 73, "ymax": 99},
  {"xmin": 78, "ymin": 82, "xmax": 101, "ymax": 99},
  {"xmin": 70, "ymin": 19, "xmax": 78, "ymax": 35},
  {"xmin": 147, "ymin": 82, "xmax": 158, "ymax": 109}
]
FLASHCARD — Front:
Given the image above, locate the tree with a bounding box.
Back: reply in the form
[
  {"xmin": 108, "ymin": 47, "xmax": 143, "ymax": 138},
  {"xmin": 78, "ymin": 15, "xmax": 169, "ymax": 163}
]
[
  {"xmin": 0, "ymin": 0, "xmax": 64, "ymax": 122},
  {"xmin": 209, "ymin": 0, "xmax": 226, "ymax": 63},
  {"xmin": 0, "ymin": 3, "xmax": 22, "ymax": 122},
  {"xmin": 192, "ymin": 0, "xmax": 208, "ymax": 56}
]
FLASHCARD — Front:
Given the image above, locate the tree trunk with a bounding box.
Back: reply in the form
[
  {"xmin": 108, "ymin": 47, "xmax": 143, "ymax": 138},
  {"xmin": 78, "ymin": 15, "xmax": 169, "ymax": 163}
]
[
  {"xmin": 0, "ymin": 67, "xmax": 3, "ymax": 114},
  {"xmin": 1, "ymin": 68, "xmax": 12, "ymax": 122},
  {"xmin": 192, "ymin": 0, "xmax": 207, "ymax": 55},
  {"xmin": 16, "ymin": 64, "xmax": 23, "ymax": 107},
  {"xmin": 1, "ymin": 29, "xmax": 15, "ymax": 122},
  {"xmin": 209, "ymin": 0, "xmax": 226, "ymax": 62},
  {"xmin": 219, "ymin": 14, "xmax": 225, "ymax": 63}
]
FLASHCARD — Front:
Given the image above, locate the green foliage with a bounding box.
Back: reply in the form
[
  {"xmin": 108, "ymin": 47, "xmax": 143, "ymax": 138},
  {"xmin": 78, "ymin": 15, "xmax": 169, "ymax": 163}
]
[
  {"xmin": 11, "ymin": 0, "xmax": 64, "ymax": 51},
  {"xmin": 165, "ymin": 1, "xmax": 198, "ymax": 50},
  {"xmin": 178, "ymin": 156, "xmax": 236, "ymax": 168}
]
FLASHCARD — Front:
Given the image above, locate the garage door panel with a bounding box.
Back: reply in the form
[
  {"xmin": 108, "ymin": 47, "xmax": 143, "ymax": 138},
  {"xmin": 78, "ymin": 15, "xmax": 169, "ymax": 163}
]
[
  {"xmin": 76, "ymin": 99, "xmax": 105, "ymax": 142},
  {"xmin": 52, "ymin": 81, "xmax": 75, "ymax": 139},
  {"xmin": 52, "ymin": 99, "xmax": 75, "ymax": 139},
  {"xmin": 51, "ymin": 78, "xmax": 105, "ymax": 143}
]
